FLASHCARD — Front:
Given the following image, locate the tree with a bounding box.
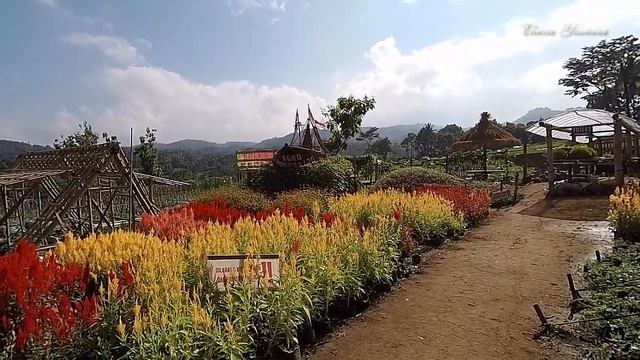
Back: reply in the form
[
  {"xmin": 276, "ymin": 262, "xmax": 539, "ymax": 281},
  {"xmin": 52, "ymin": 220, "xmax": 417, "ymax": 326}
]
[
  {"xmin": 356, "ymin": 126, "xmax": 380, "ymax": 152},
  {"xmin": 401, "ymin": 132, "xmax": 417, "ymax": 162},
  {"xmin": 559, "ymin": 35, "xmax": 640, "ymax": 118},
  {"xmin": 135, "ymin": 127, "xmax": 161, "ymax": 176},
  {"xmin": 438, "ymin": 124, "xmax": 464, "ymax": 138},
  {"xmin": 435, "ymin": 124, "xmax": 464, "ymax": 154},
  {"xmin": 414, "ymin": 123, "xmax": 437, "ymax": 157},
  {"xmin": 53, "ymin": 121, "xmax": 118, "ymax": 149},
  {"xmin": 54, "ymin": 121, "xmax": 99, "ymax": 149},
  {"xmin": 323, "ymin": 95, "xmax": 376, "ymax": 153},
  {"xmin": 370, "ymin": 137, "xmax": 392, "ymax": 160}
]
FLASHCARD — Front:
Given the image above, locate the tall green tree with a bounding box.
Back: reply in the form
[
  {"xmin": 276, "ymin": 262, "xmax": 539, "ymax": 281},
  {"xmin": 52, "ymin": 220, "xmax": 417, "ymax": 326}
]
[
  {"xmin": 414, "ymin": 123, "xmax": 437, "ymax": 157},
  {"xmin": 559, "ymin": 35, "xmax": 640, "ymax": 118},
  {"xmin": 356, "ymin": 126, "xmax": 380, "ymax": 152},
  {"xmin": 370, "ymin": 137, "xmax": 392, "ymax": 160},
  {"xmin": 135, "ymin": 127, "xmax": 161, "ymax": 176},
  {"xmin": 323, "ymin": 95, "xmax": 376, "ymax": 153},
  {"xmin": 401, "ymin": 132, "xmax": 417, "ymax": 161}
]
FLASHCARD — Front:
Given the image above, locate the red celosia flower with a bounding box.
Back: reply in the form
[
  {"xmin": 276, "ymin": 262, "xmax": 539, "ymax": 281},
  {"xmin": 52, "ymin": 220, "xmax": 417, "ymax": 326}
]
[{"xmin": 0, "ymin": 239, "xmax": 95, "ymax": 350}]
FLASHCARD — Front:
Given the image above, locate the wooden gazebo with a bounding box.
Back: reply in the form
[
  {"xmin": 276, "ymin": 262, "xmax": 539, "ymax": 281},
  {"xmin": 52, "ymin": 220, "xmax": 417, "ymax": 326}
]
[{"xmin": 529, "ymin": 110, "xmax": 640, "ymax": 196}]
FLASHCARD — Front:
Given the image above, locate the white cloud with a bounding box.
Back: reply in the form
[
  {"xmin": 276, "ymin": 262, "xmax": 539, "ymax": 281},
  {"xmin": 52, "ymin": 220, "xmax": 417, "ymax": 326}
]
[
  {"xmin": 227, "ymin": 0, "xmax": 286, "ymax": 15},
  {"xmin": 269, "ymin": 17, "xmax": 280, "ymax": 24},
  {"xmin": 61, "ymin": 33, "xmax": 145, "ymax": 65},
  {"xmin": 34, "ymin": 0, "xmax": 57, "ymax": 8},
  {"xmin": 336, "ymin": 0, "xmax": 640, "ymax": 127},
  {"xmin": 402, "ymin": 0, "xmax": 417, "ymax": 5},
  {"xmin": 71, "ymin": 66, "xmax": 326, "ymax": 143},
  {"xmin": 34, "ymin": 0, "xmax": 113, "ymax": 30},
  {"xmin": 136, "ymin": 37, "xmax": 153, "ymax": 49}
]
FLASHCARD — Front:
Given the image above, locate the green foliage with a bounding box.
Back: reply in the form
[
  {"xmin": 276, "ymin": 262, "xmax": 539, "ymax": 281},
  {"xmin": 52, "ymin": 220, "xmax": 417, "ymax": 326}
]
[
  {"xmin": 356, "ymin": 127, "xmax": 380, "ymax": 151},
  {"xmin": 577, "ymin": 244, "xmax": 640, "ymax": 358},
  {"xmin": 251, "ymin": 157, "xmax": 356, "ymax": 196},
  {"xmin": 567, "ymin": 144, "xmax": 597, "ymax": 159},
  {"xmin": 373, "ymin": 166, "xmax": 464, "ymax": 191},
  {"xmin": 53, "ymin": 121, "xmax": 118, "ymax": 149},
  {"xmin": 54, "ymin": 121, "xmax": 98, "ymax": 149},
  {"xmin": 274, "ymin": 189, "xmax": 330, "ymax": 214},
  {"xmin": 198, "ymin": 185, "xmax": 271, "ymax": 212},
  {"xmin": 370, "ymin": 137, "xmax": 392, "ymax": 160},
  {"xmin": 560, "ymin": 35, "xmax": 640, "ymax": 118},
  {"xmin": 324, "ymin": 95, "xmax": 376, "ymax": 152},
  {"xmin": 135, "ymin": 127, "xmax": 161, "ymax": 176}
]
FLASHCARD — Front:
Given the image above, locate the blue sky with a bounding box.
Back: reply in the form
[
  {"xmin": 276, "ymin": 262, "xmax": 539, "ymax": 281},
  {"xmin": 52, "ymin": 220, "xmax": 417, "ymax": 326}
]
[{"xmin": 1, "ymin": 0, "xmax": 639, "ymax": 144}]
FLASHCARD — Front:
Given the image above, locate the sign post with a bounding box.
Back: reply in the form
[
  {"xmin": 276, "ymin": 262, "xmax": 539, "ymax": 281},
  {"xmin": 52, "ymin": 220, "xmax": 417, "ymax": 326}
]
[{"xmin": 207, "ymin": 254, "xmax": 280, "ymax": 291}]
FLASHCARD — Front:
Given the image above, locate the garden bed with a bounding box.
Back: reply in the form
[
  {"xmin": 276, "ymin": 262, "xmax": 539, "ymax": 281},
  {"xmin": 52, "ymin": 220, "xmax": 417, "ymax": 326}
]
[{"xmin": 0, "ymin": 186, "xmax": 489, "ymax": 359}]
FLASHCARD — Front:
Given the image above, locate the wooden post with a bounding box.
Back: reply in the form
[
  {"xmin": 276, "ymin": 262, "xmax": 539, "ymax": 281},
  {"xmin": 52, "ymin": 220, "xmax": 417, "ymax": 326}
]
[
  {"xmin": 614, "ymin": 115, "xmax": 624, "ymax": 187},
  {"xmin": 522, "ymin": 140, "xmax": 528, "ymax": 182},
  {"xmin": 87, "ymin": 191, "xmax": 94, "ymax": 234},
  {"xmin": 597, "ymin": 138, "xmax": 603, "ymax": 156},
  {"xmin": 37, "ymin": 187, "xmax": 42, "ymax": 218},
  {"xmin": 513, "ymin": 172, "xmax": 519, "ymax": 204},
  {"xmin": 2, "ymin": 186, "xmax": 9, "ymax": 244},
  {"xmin": 626, "ymin": 130, "xmax": 633, "ymax": 158},
  {"xmin": 546, "ymin": 127, "xmax": 554, "ymax": 197},
  {"xmin": 483, "ymin": 145, "xmax": 488, "ymax": 180},
  {"xmin": 532, "ymin": 304, "xmax": 548, "ymax": 326},
  {"xmin": 566, "ymin": 273, "xmax": 581, "ymax": 300},
  {"xmin": 595, "ymin": 250, "xmax": 602, "ymax": 262}
]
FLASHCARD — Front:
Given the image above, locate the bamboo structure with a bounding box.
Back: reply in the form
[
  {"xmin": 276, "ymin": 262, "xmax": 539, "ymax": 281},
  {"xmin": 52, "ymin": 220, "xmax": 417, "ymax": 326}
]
[{"xmin": 0, "ymin": 143, "xmax": 159, "ymax": 248}]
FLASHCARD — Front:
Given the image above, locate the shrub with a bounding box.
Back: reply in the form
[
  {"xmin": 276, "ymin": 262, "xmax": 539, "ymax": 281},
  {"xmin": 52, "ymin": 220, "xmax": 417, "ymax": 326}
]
[
  {"xmin": 251, "ymin": 156, "xmax": 356, "ymax": 196},
  {"xmin": 274, "ymin": 189, "xmax": 330, "ymax": 214},
  {"xmin": 577, "ymin": 244, "xmax": 640, "ymax": 358},
  {"xmin": 609, "ymin": 184, "xmax": 640, "ymax": 242},
  {"xmin": 198, "ymin": 185, "xmax": 271, "ymax": 212},
  {"xmin": 372, "ymin": 166, "xmax": 464, "ymax": 191},
  {"xmin": 331, "ymin": 189, "xmax": 464, "ymax": 244},
  {"xmin": 567, "ymin": 144, "xmax": 597, "ymax": 159},
  {"xmin": 414, "ymin": 185, "xmax": 490, "ymax": 226}
]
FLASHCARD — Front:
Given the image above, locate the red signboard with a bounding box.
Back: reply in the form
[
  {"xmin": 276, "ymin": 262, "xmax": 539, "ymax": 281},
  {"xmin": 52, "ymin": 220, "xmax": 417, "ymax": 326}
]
[{"xmin": 236, "ymin": 150, "xmax": 275, "ymax": 169}]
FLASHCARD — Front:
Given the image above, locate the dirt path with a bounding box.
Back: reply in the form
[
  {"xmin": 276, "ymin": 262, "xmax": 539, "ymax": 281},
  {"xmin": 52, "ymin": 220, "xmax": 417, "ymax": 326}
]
[{"xmin": 309, "ymin": 184, "xmax": 612, "ymax": 360}]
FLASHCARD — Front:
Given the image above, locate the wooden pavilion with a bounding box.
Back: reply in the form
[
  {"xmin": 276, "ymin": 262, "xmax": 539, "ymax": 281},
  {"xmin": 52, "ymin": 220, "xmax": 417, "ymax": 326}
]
[{"xmin": 527, "ymin": 110, "xmax": 640, "ymax": 196}]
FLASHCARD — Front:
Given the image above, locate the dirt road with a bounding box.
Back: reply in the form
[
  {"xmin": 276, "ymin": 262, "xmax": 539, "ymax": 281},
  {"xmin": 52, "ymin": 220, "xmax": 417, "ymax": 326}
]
[{"xmin": 309, "ymin": 184, "xmax": 612, "ymax": 360}]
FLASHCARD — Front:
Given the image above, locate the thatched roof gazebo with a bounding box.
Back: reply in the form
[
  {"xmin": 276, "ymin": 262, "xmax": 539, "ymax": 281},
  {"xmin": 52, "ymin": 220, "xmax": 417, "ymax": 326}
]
[{"xmin": 451, "ymin": 112, "xmax": 521, "ymax": 178}]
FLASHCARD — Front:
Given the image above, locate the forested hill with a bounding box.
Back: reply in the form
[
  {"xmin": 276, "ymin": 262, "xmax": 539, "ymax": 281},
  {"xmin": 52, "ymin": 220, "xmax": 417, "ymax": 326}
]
[{"xmin": 0, "ymin": 140, "xmax": 51, "ymax": 169}]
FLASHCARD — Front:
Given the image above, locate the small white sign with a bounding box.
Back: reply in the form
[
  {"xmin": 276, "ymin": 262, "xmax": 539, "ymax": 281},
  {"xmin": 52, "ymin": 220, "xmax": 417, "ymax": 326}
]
[{"xmin": 207, "ymin": 254, "xmax": 280, "ymax": 291}]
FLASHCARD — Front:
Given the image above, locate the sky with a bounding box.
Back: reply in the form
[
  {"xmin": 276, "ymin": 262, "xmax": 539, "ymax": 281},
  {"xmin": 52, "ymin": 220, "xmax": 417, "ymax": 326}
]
[{"xmin": 1, "ymin": 0, "xmax": 639, "ymax": 144}]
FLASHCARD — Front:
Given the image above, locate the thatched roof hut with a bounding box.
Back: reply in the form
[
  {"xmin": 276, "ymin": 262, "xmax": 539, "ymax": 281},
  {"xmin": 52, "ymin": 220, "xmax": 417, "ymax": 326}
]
[
  {"xmin": 451, "ymin": 112, "xmax": 521, "ymax": 178},
  {"xmin": 451, "ymin": 112, "xmax": 521, "ymax": 152}
]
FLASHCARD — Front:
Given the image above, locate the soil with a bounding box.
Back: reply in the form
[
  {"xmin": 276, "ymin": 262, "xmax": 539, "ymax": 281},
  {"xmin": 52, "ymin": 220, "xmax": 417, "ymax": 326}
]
[{"xmin": 308, "ymin": 183, "xmax": 613, "ymax": 360}]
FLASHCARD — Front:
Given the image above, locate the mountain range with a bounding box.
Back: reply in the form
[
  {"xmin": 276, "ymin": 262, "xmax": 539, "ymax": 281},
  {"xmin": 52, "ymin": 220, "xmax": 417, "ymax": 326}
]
[
  {"xmin": 512, "ymin": 106, "xmax": 581, "ymax": 125},
  {"xmin": 1, "ymin": 107, "xmax": 577, "ymax": 165},
  {"xmin": 156, "ymin": 123, "xmax": 426, "ymax": 154}
]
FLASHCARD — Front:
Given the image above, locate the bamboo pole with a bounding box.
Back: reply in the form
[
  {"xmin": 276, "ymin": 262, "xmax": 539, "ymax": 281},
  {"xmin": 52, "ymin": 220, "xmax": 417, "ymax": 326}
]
[{"xmin": 129, "ymin": 127, "xmax": 135, "ymax": 230}]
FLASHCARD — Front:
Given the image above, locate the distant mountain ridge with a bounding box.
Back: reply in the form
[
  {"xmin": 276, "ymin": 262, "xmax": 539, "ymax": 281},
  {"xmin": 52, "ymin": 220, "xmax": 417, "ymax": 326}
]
[
  {"xmin": 512, "ymin": 107, "xmax": 584, "ymax": 125},
  {"xmin": 2, "ymin": 106, "xmax": 582, "ymax": 162},
  {"xmin": 0, "ymin": 140, "xmax": 52, "ymax": 168},
  {"xmin": 156, "ymin": 123, "xmax": 426, "ymax": 154}
]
